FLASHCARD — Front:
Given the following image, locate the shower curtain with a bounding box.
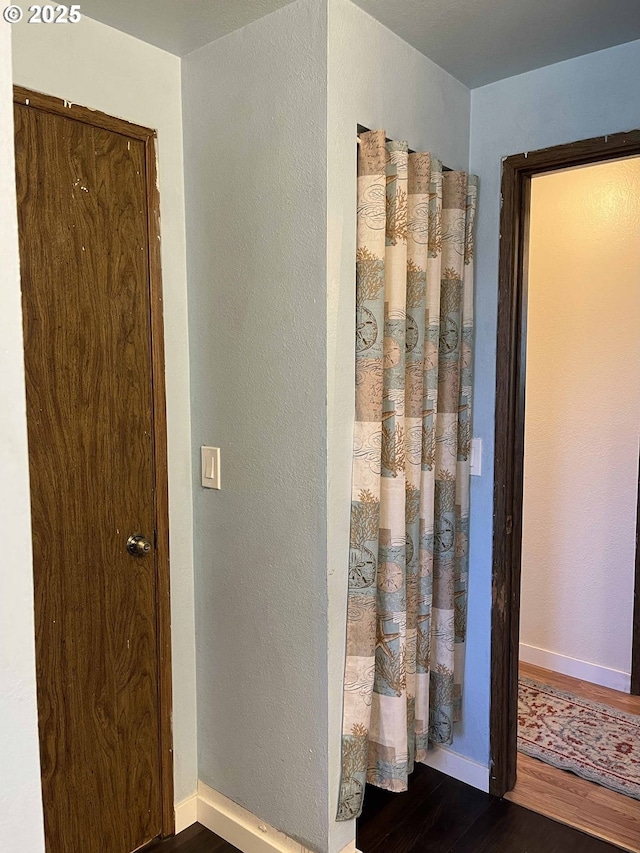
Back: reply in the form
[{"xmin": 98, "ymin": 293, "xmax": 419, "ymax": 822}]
[{"xmin": 337, "ymin": 129, "xmax": 477, "ymax": 820}]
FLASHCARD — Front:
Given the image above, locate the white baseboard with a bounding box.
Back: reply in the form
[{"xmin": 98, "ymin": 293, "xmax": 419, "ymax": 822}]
[
  {"xmin": 197, "ymin": 781, "xmax": 359, "ymax": 853},
  {"xmin": 177, "ymin": 759, "xmax": 488, "ymax": 848},
  {"xmin": 423, "ymin": 746, "xmax": 490, "ymax": 793},
  {"xmin": 519, "ymin": 643, "xmax": 631, "ymax": 693},
  {"xmin": 174, "ymin": 792, "xmax": 198, "ymax": 834}
]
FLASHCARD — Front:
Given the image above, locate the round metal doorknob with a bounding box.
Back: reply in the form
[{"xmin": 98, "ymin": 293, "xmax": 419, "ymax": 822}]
[{"xmin": 126, "ymin": 533, "xmax": 152, "ymax": 557}]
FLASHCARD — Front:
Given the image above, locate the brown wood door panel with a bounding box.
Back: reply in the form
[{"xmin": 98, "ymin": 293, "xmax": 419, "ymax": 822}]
[{"xmin": 15, "ymin": 99, "xmax": 164, "ymax": 853}]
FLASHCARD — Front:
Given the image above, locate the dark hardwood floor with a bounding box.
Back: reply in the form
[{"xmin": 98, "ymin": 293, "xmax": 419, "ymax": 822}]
[
  {"xmin": 143, "ymin": 822, "xmax": 236, "ymax": 852},
  {"xmin": 144, "ymin": 766, "xmax": 624, "ymax": 853},
  {"xmin": 357, "ymin": 763, "xmax": 623, "ymax": 852}
]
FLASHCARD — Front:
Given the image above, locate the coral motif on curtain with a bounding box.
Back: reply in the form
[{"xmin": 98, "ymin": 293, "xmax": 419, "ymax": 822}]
[{"xmin": 337, "ymin": 129, "xmax": 477, "ymax": 820}]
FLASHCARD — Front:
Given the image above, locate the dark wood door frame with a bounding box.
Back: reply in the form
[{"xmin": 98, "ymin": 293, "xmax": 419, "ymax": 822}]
[
  {"xmin": 489, "ymin": 129, "xmax": 640, "ymax": 797},
  {"xmin": 14, "ymin": 86, "xmax": 175, "ymax": 837},
  {"xmin": 634, "ymin": 455, "xmax": 640, "ymax": 696}
]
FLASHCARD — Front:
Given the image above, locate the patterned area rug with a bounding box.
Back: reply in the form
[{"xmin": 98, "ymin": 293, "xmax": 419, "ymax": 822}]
[{"xmin": 518, "ymin": 676, "xmax": 640, "ymax": 800}]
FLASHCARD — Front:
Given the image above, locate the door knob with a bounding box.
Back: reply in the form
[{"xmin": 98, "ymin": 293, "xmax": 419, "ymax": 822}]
[{"xmin": 126, "ymin": 533, "xmax": 152, "ymax": 557}]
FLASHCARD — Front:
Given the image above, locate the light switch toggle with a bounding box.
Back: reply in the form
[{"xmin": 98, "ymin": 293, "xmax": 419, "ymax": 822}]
[
  {"xmin": 201, "ymin": 446, "xmax": 221, "ymax": 489},
  {"xmin": 470, "ymin": 437, "xmax": 482, "ymax": 477}
]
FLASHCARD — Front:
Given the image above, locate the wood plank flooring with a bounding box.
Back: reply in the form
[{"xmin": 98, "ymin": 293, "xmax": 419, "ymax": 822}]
[
  {"xmin": 507, "ymin": 662, "xmax": 640, "ymax": 852},
  {"xmin": 518, "ymin": 662, "xmax": 640, "ymax": 714},
  {"xmin": 143, "ymin": 823, "xmax": 235, "ymax": 852},
  {"xmin": 356, "ymin": 762, "xmax": 621, "ymax": 852},
  {"xmin": 145, "ymin": 728, "xmax": 637, "ymax": 853},
  {"xmin": 142, "ymin": 666, "xmax": 640, "ymax": 853}
]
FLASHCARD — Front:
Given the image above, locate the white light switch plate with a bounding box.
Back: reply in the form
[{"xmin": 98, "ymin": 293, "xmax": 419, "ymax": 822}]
[
  {"xmin": 470, "ymin": 438, "xmax": 482, "ymax": 477},
  {"xmin": 201, "ymin": 446, "xmax": 221, "ymax": 489}
]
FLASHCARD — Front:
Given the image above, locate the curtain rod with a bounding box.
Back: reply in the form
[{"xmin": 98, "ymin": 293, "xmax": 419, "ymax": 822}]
[{"xmin": 356, "ymin": 123, "xmax": 453, "ymax": 170}]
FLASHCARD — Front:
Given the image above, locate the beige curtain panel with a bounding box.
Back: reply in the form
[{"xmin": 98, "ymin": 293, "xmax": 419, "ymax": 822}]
[{"xmin": 337, "ymin": 129, "xmax": 478, "ymax": 820}]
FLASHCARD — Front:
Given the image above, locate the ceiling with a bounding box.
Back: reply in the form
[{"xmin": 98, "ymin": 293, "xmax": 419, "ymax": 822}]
[{"xmin": 80, "ymin": 0, "xmax": 640, "ymax": 88}]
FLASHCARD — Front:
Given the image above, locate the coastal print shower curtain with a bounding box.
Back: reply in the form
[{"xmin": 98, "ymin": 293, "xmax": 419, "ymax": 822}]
[{"xmin": 337, "ymin": 129, "xmax": 477, "ymax": 820}]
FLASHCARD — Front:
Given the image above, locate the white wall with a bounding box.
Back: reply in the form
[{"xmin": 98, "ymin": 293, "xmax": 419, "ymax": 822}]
[
  {"xmin": 520, "ymin": 159, "xmax": 640, "ymax": 692},
  {"xmin": 182, "ymin": 1, "xmax": 335, "ymax": 850},
  {"xmin": 0, "ymin": 21, "xmax": 46, "ymax": 853},
  {"xmin": 469, "ymin": 39, "xmax": 640, "ymax": 768},
  {"xmin": 327, "ymin": 0, "xmax": 487, "ymax": 806},
  {"xmin": 11, "ymin": 17, "xmax": 197, "ymax": 805}
]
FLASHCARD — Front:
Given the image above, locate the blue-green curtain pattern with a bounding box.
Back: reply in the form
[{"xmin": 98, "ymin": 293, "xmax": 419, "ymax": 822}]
[{"xmin": 337, "ymin": 129, "xmax": 477, "ymax": 820}]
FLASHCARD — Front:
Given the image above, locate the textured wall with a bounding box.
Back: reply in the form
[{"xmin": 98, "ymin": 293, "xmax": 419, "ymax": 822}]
[
  {"xmin": 0, "ymin": 23, "xmax": 46, "ymax": 853},
  {"xmin": 521, "ymin": 159, "xmax": 640, "ymax": 682},
  {"xmin": 469, "ymin": 38, "xmax": 640, "ymax": 762},
  {"xmin": 327, "ymin": 0, "xmax": 475, "ymax": 805},
  {"xmin": 183, "ymin": 2, "xmax": 332, "ymax": 849},
  {"xmin": 11, "ymin": 17, "xmax": 197, "ymax": 804}
]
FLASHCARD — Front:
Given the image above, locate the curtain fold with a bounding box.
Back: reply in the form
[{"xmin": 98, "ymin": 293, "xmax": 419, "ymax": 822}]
[{"xmin": 338, "ymin": 129, "xmax": 478, "ymax": 821}]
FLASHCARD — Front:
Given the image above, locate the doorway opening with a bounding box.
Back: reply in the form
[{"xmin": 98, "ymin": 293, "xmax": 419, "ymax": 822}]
[
  {"xmin": 15, "ymin": 86, "xmax": 174, "ymax": 852},
  {"xmin": 490, "ymin": 132, "xmax": 640, "ymax": 849}
]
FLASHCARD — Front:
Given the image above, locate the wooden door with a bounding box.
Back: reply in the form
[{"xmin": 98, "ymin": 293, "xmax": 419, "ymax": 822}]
[{"xmin": 14, "ymin": 88, "xmax": 173, "ymax": 853}]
